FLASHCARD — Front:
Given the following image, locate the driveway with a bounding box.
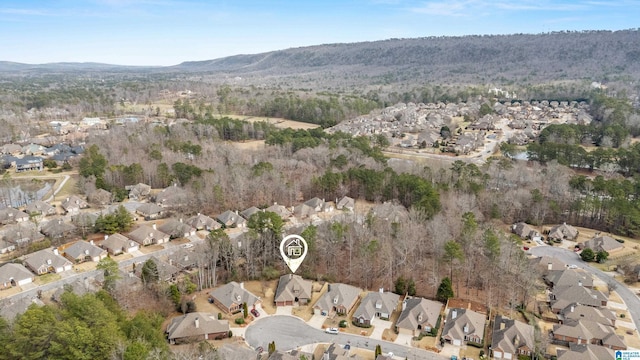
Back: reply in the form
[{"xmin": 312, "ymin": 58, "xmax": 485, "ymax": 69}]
[
  {"xmin": 530, "ymin": 246, "xmax": 640, "ymax": 332},
  {"xmin": 395, "ymin": 332, "xmax": 413, "ymax": 345},
  {"xmin": 308, "ymin": 313, "xmax": 326, "ymax": 329},
  {"xmin": 245, "ymin": 315, "xmax": 449, "ymax": 360},
  {"xmin": 370, "ymin": 317, "xmax": 391, "ymax": 340},
  {"xmin": 276, "ymin": 305, "xmax": 293, "ymax": 315}
]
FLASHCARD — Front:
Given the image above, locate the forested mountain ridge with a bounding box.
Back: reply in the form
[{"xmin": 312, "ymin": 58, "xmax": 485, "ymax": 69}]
[
  {"xmin": 175, "ymin": 30, "xmax": 640, "ymax": 83},
  {"xmin": 2, "ymin": 30, "xmax": 639, "ymax": 86}
]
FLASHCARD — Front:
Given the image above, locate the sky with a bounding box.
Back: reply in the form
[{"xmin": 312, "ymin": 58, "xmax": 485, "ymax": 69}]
[{"xmin": 1, "ymin": 0, "xmax": 639, "ymax": 66}]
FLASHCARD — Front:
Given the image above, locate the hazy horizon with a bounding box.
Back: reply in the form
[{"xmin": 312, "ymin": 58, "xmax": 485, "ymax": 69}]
[{"xmin": 2, "ymin": 0, "xmax": 639, "ymax": 66}]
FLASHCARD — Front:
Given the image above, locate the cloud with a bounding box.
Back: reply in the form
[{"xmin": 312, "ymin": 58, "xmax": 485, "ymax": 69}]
[{"xmin": 409, "ymin": 0, "xmax": 604, "ymax": 17}]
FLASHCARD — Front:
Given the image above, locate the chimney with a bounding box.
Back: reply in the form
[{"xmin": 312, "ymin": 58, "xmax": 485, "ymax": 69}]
[
  {"xmin": 66, "ymin": 197, "xmax": 70, "ymax": 202},
  {"xmin": 90, "ymin": 240, "xmax": 94, "ymax": 245},
  {"xmin": 379, "ymin": 288, "xmax": 384, "ymax": 293},
  {"xmin": 169, "ymin": 259, "xmax": 173, "ymax": 266},
  {"xmin": 53, "ymin": 248, "xmax": 59, "ymax": 255},
  {"xmin": 578, "ymin": 280, "xmax": 582, "ymax": 287},
  {"xmin": 240, "ymin": 282, "xmax": 244, "ymax": 289},
  {"xmin": 179, "ymin": 218, "xmax": 183, "ymax": 223},
  {"xmin": 197, "ymin": 212, "xmax": 200, "ymax": 216},
  {"xmin": 570, "ymin": 305, "xmax": 575, "ymax": 313},
  {"xmin": 194, "ymin": 317, "xmax": 199, "ymax": 328},
  {"xmin": 500, "ymin": 321, "xmax": 505, "ymax": 330},
  {"xmin": 547, "ymin": 262, "xmax": 553, "ymax": 271},
  {"xmin": 402, "ymin": 300, "xmax": 407, "ymax": 311},
  {"xmin": 104, "ymin": 235, "xmax": 109, "ymax": 240},
  {"xmin": 84, "ymin": 249, "xmax": 89, "ymax": 255},
  {"xmin": 152, "ymin": 223, "xmax": 156, "ymax": 230},
  {"xmin": 451, "ymin": 309, "xmax": 458, "ymax": 319}
]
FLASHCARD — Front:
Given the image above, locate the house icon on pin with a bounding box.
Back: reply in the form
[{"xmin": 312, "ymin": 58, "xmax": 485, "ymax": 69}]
[{"xmin": 287, "ymin": 238, "xmax": 303, "ymax": 257}]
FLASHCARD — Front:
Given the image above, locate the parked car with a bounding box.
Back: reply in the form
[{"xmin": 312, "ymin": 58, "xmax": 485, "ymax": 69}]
[
  {"xmin": 325, "ymin": 327, "xmax": 339, "ymax": 335},
  {"xmin": 251, "ymin": 308, "xmax": 260, "ymax": 317}
]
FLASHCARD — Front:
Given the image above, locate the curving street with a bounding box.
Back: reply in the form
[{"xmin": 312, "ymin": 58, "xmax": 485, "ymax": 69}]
[
  {"xmin": 530, "ymin": 246, "xmax": 640, "ymax": 334},
  {"xmin": 245, "ymin": 315, "xmax": 448, "ymax": 360}
]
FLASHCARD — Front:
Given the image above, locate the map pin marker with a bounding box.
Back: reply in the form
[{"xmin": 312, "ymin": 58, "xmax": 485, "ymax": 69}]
[{"xmin": 280, "ymin": 234, "xmax": 308, "ymax": 273}]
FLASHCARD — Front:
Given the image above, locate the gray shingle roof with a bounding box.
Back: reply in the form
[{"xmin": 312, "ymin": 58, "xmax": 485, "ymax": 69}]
[
  {"xmin": 275, "ymin": 274, "xmax": 312, "ymax": 303},
  {"xmin": 441, "ymin": 308, "xmax": 485, "ymax": 342},
  {"xmin": 491, "ymin": 316, "xmax": 535, "ymax": 356},
  {"xmin": 166, "ymin": 312, "xmax": 229, "ymax": 341},
  {"xmin": 209, "ymin": 281, "xmax": 260, "ymax": 310},
  {"xmin": 314, "ymin": 283, "xmax": 361, "ymax": 313},
  {"xmin": 64, "ymin": 240, "xmax": 106, "ymax": 260},
  {"xmin": 396, "ymin": 297, "xmax": 443, "ymax": 332},
  {"xmin": 353, "ymin": 291, "xmax": 400, "ymax": 321},
  {"xmin": 0, "ymin": 263, "xmax": 34, "ymax": 285}
]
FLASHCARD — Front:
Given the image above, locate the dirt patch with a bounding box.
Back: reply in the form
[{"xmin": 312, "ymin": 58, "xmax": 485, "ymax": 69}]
[
  {"xmin": 446, "ymin": 298, "xmax": 489, "ymax": 314},
  {"xmin": 381, "ymin": 328, "xmax": 397, "ymax": 342},
  {"xmin": 231, "ymin": 116, "xmax": 321, "ymax": 130},
  {"xmin": 231, "ymin": 140, "xmax": 266, "ymax": 151},
  {"xmin": 414, "ymin": 335, "xmax": 440, "ymax": 352},
  {"xmin": 139, "ymin": 244, "xmax": 164, "ymax": 254},
  {"xmin": 243, "ymin": 280, "xmax": 277, "ymax": 315}
]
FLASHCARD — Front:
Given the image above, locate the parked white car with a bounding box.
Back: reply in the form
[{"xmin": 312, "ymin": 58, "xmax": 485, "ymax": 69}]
[{"xmin": 325, "ymin": 327, "xmax": 339, "ymax": 335}]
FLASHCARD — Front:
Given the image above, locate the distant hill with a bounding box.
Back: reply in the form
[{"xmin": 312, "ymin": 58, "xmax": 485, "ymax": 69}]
[
  {"xmin": 171, "ymin": 30, "xmax": 640, "ymax": 83},
  {"xmin": 2, "ymin": 30, "xmax": 639, "ymax": 85}
]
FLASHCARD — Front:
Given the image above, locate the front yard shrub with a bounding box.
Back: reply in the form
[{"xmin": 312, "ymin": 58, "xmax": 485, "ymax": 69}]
[
  {"xmin": 352, "ymin": 321, "xmax": 371, "ymax": 328},
  {"xmin": 467, "ymin": 341, "xmax": 484, "ymax": 348},
  {"xmin": 235, "ymin": 317, "xmax": 245, "ymax": 325},
  {"xmin": 339, "ymin": 320, "xmax": 348, "ymax": 328}
]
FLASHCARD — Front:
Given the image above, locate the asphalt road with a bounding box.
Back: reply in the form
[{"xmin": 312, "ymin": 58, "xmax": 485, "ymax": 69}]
[
  {"xmin": 530, "ymin": 246, "xmax": 640, "ymax": 333},
  {"xmin": 245, "ymin": 315, "xmax": 448, "ymax": 360}
]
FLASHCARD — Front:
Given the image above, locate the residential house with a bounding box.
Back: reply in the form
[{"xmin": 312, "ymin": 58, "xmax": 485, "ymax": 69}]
[
  {"xmin": 40, "ymin": 218, "xmax": 77, "ymax": 240},
  {"xmin": 352, "ymin": 290, "xmax": 400, "ymax": 326},
  {"xmin": 155, "ymin": 184, "xmax": 189, "ymax": 208},
  {"xmin": 216, "ymin": 210, "xmax": 246, "ymax": 228},
  {"xmin": 313, "ymin": 283, "xmax": 362, "ymax": 316},
  {"xmin": 185, "ymin": 213, "xmax": 221, "ymax": 231},
  {"xmin": 240, "ymin": 206, "xmax": 261, "ymax": 220},
  {"xmin": 87, "ymin": 188, "xmax": 112, "ymax": 206},
  {"xmin": 559, "ymin": 304, "xmax": 616, "ymax": 327},
  {"xmin": 336, "ymin": 196, "xmax": 355, "ymax": 211},
  {"xmin": 60, "ymin": 195, "xmax": 89, "ymax": 215},
  {"xmin": 491, "ymin": 316, "xmax": 535, "ymax": 359},
  {"xmin": 0, "ymin": 263, "xmax": 35, "ymax": 290},
  {"xmin": 0, "ymin": 143, "xmax": 22, "ymax": 155},
  {"xmin": 24, "ymin": 248, "xmax": 73, "ymax": 274},
  {"xmin": 552, "ymin": 319, "xmax": 626, "ymax": 350},
  {"xmin": 167, "ymin": 249, "xmax": 198, "ymax": 270},
  {"xmin": 266, "ymin": 203, "xmax": 292, "ymax": 219},
  {"xmin": 544, "ymin": 269, "xmax": 594, "ymax": 289},
  {"xmin": 137, "ymin": 256, "xmax": 180, "ymax": 282},
  {"xmin": 582, "ymin": 235, "xmax": 624, "ymax": 254},
  {"xmin": 158, "ymin": 219, "xmax": 196, "ymax": 239},
  {"xmin": 395, "ymin": 297, "xmax": 444, "ymax": 336},
  {"xmin": 0, "ymin": 221, "xmax": 45, "ymax": 249},
  {"xmin": 135, "ymin": 203, "xmax": 164, "ymax": 220},
  {"xmin": 369, "ymin": 202, "xmax": 409, "ymax": 222},
  {"xmin": 15, "ymin": 156, "xmax": 44, "ymax": 172},
  {"xmin": 125, "ymin": 183, "xmax": 151, "ymax": 200},
  {"xmin": 530, "ymin": 255, "xmax": 566, "ymax": 275},
  {"xmin": 24, "ymin": 200, "xmax": 56, "ymax": 218},
  {"xmin": 209, "ymin": 281, "xmax": 261, "ymax": 314},
  {"xmin": 550, "ymin": 286, "xmax": 608, "ymax": 313},
  {"xmin": 0, "ymin": 297, "xmax": 45, "ymax": 322},
  {"xmin": 274, "ymin": 274, "xmax": 313, "ymax": 306},
  {"xmin": 63, "ymin": 240, "xmax": 107, "ymax": 263},
  {"xmin": 548, "ymin": 223, "xmax": 579, "ymax": 241},
  {"xmin": 0, "ymin": 239, "xmax": 15, "ymax": 254},
  {"xmin": 127, "ymin": 224, "xmax": 170, "ymax": 246},
  {"xmin": 100, "ymin": 233, "xmax": 139, "ymax": 255},
  {"xmin": 304, "ymin": 197, "xmax": 334, "ymax": 213},
  {"xmin": 556, "ymin": 343, "xmax": 614, "ymax": 360},
  {"xmin": 441, "ymin": 308, "xmax": 485, "ymax": 346},
  {"xmin": 511, "ymin": 222, "xmax": 539, "ymax": 239},
  {"xmin": 293, "ymin": 203, "xmax": 316, "ymax": 219},
  {"xmin": 166, "ymin": 312, "xmax": 229, "ymax": 344},
  {"xmin": 0, "ymin": 207, "xmax": 29, "ymax": 225}
]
